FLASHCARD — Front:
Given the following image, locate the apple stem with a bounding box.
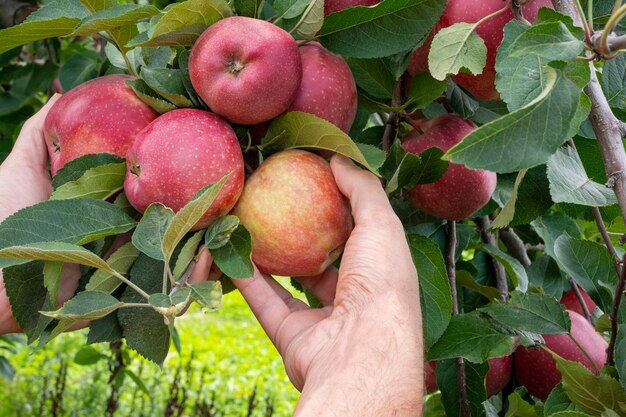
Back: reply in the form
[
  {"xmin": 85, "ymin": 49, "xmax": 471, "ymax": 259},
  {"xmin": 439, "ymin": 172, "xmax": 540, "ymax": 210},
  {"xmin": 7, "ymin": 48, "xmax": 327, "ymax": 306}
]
[
  {"xmin": 567, "ymin": 333, "xmax": 601, "ymax": 374},
  {"xmin": 475, "ymin": 216, "xmax": 509, "ymax": 302},
  {"xmin": 129, "ymin": 163, "xmax": 141, "ymax": 176},
  {"xmin": 568, "ymin": 278, "xmax": 593, "ymax": 322},
  {"xmin": 607, "ymin": 253, "xmax": 626, "ymax": 365}
]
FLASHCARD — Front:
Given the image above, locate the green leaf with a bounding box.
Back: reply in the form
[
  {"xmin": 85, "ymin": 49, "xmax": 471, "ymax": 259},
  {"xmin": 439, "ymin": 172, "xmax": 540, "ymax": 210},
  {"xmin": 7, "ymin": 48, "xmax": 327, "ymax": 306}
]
[
  {"xmin": 531, "ymin": 213, "xmax": 582, "ymax": 259},
  {"xmin": 161, "ymin": 177, "xmax": 228, "ymax": 266},
  {"xmin": 0, "ymin": 199, "xmax": 136, "ymax": 252},
  {"xmin": 319, "ymin": 0, "xmax": 445, "ymax": 58},
  {"xmin": 382, "ymin": 142, "xmax": 448, "ymax": 195},
  {"xmin": 345, "ymin": 57, "xmax": 395, "ymax": 100},
  {"xmin": 74, "ymin": 346, "xmax": 106, "ymax": 365},
  {"xmin": 511, "ymin": 165, "xmax": 553, "ymax": 226},
  {"xmin": 475, "ymin": 242, "xmax": 528, "ymax": 292},
  {"xmin": 406, "ymin": 235, "xmax": 452, "ymax": 350},
  {"xmin": 59, "ymin": 55, "xmax": 98, "ymax": 92},
  {"xmin": 148, "ymin": 288, "xmax": 191, "ymax": 316},
  {"xmin": 260, "ymin": 111, "xmax": 380, "ymax": 173},
  {"xmin": 172, "ymin": 230, "xmax": 204, "ymax": 280},
  {"xmin": 140, "ymin": 67, "xmax": 194, "ymax": 108},
  {"xmin": 553, "ymin": 234, "xmax": 617, "ymax": 313},
  {"xmin": 547, "ymin": 146, "xmax": 618, "ymax": 207},
  {"xmin": 132, "ymin": 203, "xmax": 174, "ymax": 261},
  {"xmin": 445, "ymin": 67, "xmax": 580, "ymax": 173},
  {"xmin": 406, "ymin": 72, "xmax": 448, "ymax": 109},
  {"xmin": 456, "ymin": 270, "xmax": 502, "ymax": 301},
  {"xmin": 0, "ymin": 357, "xmax": 16, "ymax": 381},
  {"xmin": 126, "ymin": 78, "xmax": 177, "ymax": 114},
  {"xmin": 446, "ymin": 80, "xmax": 479, "ymax": 118},
  {"xmin": 190, "ymin": 281, "xmax": 222, "ymax": 310},
  {"xmin": 554, "ymin": 355, "xmax": 626, "ymax": 417},
  {"xmin": 52, "ymin": 153, "xmax": 124, "ymax": 189},
  {"xmin": 479, "ymin": 292, "xmax": 570, "ymax": 335},
  {"xmin": 128, "ymin": 0, "xmax": 232, "ymax": 47},
  {"xmin": 0, "ymin": 242, "xmax": 112, "ymax": 271},
  {"xmin": 124, "ymin": 369, "xmax": 151, "ymax": 396},
  {"xmin": 73, "ymin": 4, "xmax": 159, "ymax": 36},
  {"xmin": 80, "ymin": 0, "xmax": 117, "ymax": 12},
  {"xmin": 212, "ymin": 225, "xmax": 254, "ymax": 279},
  {"xmin": 43, "ymin": 261, "xmax": 64, "ymax": 308},
  {"xmin": 42, "ymin": 291, "xmax": 123, "ymax": 321},
  {"xmin": 616, "ymin": 325, "xmax": 626, "ymax": 392},
  {"xmin": 506, "ymin": 392, "xmax": 539, "ymax": 417},
  {"xmin": 204, "ymin": 215, "xmax": 240, "ymax": 250},
  {"xmin": 294, "ymin": 0, "xmax": 323, "ymax": 40},
  {"xmin": 602, "ymin": 54, "xmax": 626, "ymax": 110},
  {"xmin": 508, "ymin": 21, "xmax": 584, "ymax": 62},
  {"xmin": 427, "ymin": 312, "xmax": 516, "ymax": 363},
  {"xmin": 437, "ymin": 359, "xmax": 489, "ymax": 417},
  {"xmin": 545, "ymin": 383, "xmax": 585, "ymax": 415},
  {"xmin": 87, "ymin": 310, "xmax": 123, "ymax": 344},
  {"xmin": 51, "ymin": 162, "xmax": 126, "ymax": 201},
  {"xmin": 86, "ymin": 242, "xmax": 140, "ymax": 293},
  {"xmin": 491, "ymin": 170, "xmax": 527, "ymax": 229},
  {"xmin": 234, "ymin": 0, "xmax": 263, "ymax": 17},
  {"xmin": 428, "ymin": 22, "xmax": 487, "ymax": 81},
  {"xmin": 528, "ymin": 255, "xmax": 566, "ymax": 300}
]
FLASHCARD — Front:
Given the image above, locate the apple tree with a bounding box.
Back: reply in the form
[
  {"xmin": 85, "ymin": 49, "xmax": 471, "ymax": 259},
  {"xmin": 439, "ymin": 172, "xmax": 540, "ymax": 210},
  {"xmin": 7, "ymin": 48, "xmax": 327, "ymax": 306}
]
[{"xmin": 1, "ymin": 0, "xmax": 626, "ymax": 415}]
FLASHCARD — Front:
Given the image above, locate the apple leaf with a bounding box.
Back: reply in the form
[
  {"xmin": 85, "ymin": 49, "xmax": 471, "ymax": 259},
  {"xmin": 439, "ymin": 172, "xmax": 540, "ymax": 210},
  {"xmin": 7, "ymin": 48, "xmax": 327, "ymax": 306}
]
[
  {"xmin": 510, "ymin": 165, "xmax": 553, "ymax": 226},
  {"xmin": 381, "ymin": 142, "xmax": 448, "ymax": 195},
  {"xmin": 554, "ymin": 354, "xmax": 626, "ymax": 417},
  {"xmin": 0, "ymin": 199, "xmax": 136, "ymax": 252},
  {"xmin": 204, "ymin": 215, "xmax": 240, "ymax": 250},
  {"xmin": 50, "ymin": 162, "xmax": 126, "ymax": 201},
  {"xmin": 547, "ymin": 146, "xmax": 618, "ymax": 207},
  {"xmin": 161, "ymin": 176, "xmax": 229, "ymax": 264},
  {"xmin": 345, "ymin": 57, "xmax": 396, "ymax": 100},
  {"xmin": 617, "ymin": 325, "xmax": 626, "ymax": 392},
  {"xmin": 479, "ymin": 292, "xmax": 570, "ymax": 335},
  {"xmin": 293, "ymin": 0, "xmax": 324, "ymax": 40},
  {"xmin": 59, "ymin": 54, "xmax": 99, "ymax": 91},
  {"xmin": 73, "ymin": 346, "xmax": 107, "ymax": 365},
  {"xmin": 126, "ymin": 79, "xmax": 177, "ymax": 114},
  {"xmin": 427, "ymin": 312, "xmax": 516, "ymax": 363},
  {"xmin": 139, "ymin": 67, "xmax": 194, "ymax": 108},
  {"xmin": 132, "ymin": 203, "xmax": 174, "ymax": 261},
  {"xmin": 437, "ymin": 359, "xmax": 489, "ymax": 417},
  {"xmin": 176, "ymin": 50, "xmax": 204, "ymax": 108},
  {"xmin": 319, "ymin": 0, "xmax": 444, "ymax": 58},
  {"xmin": 211, "ymin": 225, "xmax": 253, "ymax": 279},
  {"xmin": 531, "ymin": 213, "xmax": 582, "ymax": 259},
  {"xmin": 148, "ymin": 288, "xmax": 191, "ymax": 316},
  {"xmin": 602, "ymin": 54, "xmax": 626, "ymax": 110},
  {"xmin": 171, "ymin": 230, "xmax": 204, "ymax": 280},
  {"xmin": 0, "ymin": 242, "xmax": 112, "ymax": 271},
  {"xmin": 87, "ymin": 309, "xmax": 123, "ymax": 345},
  {"xmin": 474, "ymin": 242, "xmax": 528, "ymax": 292},
  {"xmin": 545, "ymin": 383, "xmax": 586, "ymax": 415},
  {"xmin": 456, "ymin": 270, "xmax": 501, "ymax": 301},
  {"xmin": 234, "ymin": 0, "xmax": 264, "ymax": 17},
  {"xmin": 406, "ymin": 234, "xmax": 452, "ymax": 350},
  {"xmin": 428, "ymin": 22, "xmax": 487, "ymax": 81},
  {"xmin": 490, "ymin": 169, "xmax": 527, "ymax": 229},
  {"xmin": 127, "ymin": 0, "xmax": 232, "ymax": 47},
  {"xmin": 86, "ymin": 242, "xmax": 140, "ymax": 294},
  {"xmin": 190, "ymin": 281, "xmax": 222, "ymax": 310},
  {"xmin": 406, "ymin": 72, "xmax": 448, "ymax": 109},
  {"xmin": 553, "ymin": 234, "xmax": 617, "ymax": 313},
  {"xmin": 79, "ymin": 0, "xmax": 117, "ymax": 12},
  {"xmin": 52, "ymin": 153, "xmax": 124, "ymax": 189},
  {"xmin": 527, "ymin": 256, "xmax": 566, "ymax": 300},
  {"xmin": 445, "ymin": 67, "xmax": 581, "ymax": 173},
  {"xmin": 72, "ymin": 4, "xmax": 159, "ymax": 36},
  {"xmin": 508, "ymin": 21, "xmax": 584, "ymax": 62},
  {"xmin": 260, "ymin": 111, "xmax": 382, "ymax": 173},
  {"xmin": 43, "ymin": 261, "xmax": 64, "ymax": 308},
  {"xmin": 41, "ymin": 291, "xmax": 123, "ymax": 321},
  {"xmin": 505, "ymin": 392, "xmax": 539, "ymax": 417}
]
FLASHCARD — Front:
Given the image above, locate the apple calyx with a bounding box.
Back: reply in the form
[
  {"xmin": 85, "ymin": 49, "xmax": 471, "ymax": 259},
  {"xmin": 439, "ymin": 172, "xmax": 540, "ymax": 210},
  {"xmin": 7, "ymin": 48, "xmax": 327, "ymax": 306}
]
[
  {"xmin": 226, "ymin": 59, "xmax": 245, "ymax": 76},
  {"xmin": 130, "ymin": 163, "xmax": 141, "ymax": 176}
]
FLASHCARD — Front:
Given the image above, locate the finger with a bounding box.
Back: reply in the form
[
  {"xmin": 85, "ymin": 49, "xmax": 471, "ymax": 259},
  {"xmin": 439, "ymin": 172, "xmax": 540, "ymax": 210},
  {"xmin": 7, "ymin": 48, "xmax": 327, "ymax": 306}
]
[
  {"xmin": 295, "ymin": 266, "xmax": 339, "ymax": 306},
  {"xmin": 187, "ymin": 247, "xmax": 213, "ymax": 285}
]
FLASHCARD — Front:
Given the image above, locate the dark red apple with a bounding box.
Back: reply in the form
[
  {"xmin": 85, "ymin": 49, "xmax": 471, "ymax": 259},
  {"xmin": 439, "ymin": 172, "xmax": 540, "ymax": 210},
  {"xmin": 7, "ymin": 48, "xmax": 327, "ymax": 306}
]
[
  {"xmin": 408, "ymin": 32, "xmax": 434, "ymax": 76},
  {"xmin": 288, "ymin": 42, "xmax": 358, "ymax": 133},
  {"xmin": 560, "ymin": 285, "xmax": 598, "ymax": 317},
  {"xmin": 514, "ymin": 310, "xmax": 608, "ymax": 400},
  {"xmin": 124, "ymin": 109, "xmax": 245, "ymax": 231},
  {"xmin": 425, "ymin": 356, "xmax": 512, "ymax": 397},
  {"xmin": 325, "ymin": 0, "xmax": 378, "ymax": 15},
  {"xmin": 189, "ymin": 16, "xmax": 302, "ymax": 125},
  {"xmin": 401, "ymin": 114, "xmax": 497, "ymax": 220},
  {"xmin": 232, "ymin": 150, "xmax": 353, "ymax": 277},
  {"xmin": 44, "ymin": 74, "xmax": 158, "ymax": 174}
]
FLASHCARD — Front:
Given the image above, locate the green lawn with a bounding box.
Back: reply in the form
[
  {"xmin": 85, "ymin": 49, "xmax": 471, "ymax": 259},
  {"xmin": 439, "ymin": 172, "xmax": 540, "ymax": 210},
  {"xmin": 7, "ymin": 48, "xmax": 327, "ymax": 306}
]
[{"xmin": 0, "ymin": 286, "xmax": 300, "ymax": 416}]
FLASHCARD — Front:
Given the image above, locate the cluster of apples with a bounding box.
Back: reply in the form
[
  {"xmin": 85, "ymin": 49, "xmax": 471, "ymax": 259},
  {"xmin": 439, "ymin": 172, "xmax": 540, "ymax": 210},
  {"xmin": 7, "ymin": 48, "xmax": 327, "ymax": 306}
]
[{"xmin": 424, "ymin": 286, "xmax": 607, "ymax": 400}]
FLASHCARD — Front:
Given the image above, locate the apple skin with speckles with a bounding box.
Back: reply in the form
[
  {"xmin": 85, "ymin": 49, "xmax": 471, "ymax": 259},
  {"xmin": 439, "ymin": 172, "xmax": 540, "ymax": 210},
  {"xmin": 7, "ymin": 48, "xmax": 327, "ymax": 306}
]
[
  {"xmin": 424, "ymin": 356, "xmax": 512, "ymax": 396},
  {"xmin": 124, "ymin": 109, "xmax": 245, "ymax": 231},
  {"xmin": 413, "ymin": 0, "xmax": 552, "ymax": 100},
  {"xmin": 324, "ymin": 0, "xmax": 378, "ymax": 15},
  {"xmin": 189, "ymin": 16, "xmax": 302, "ymax": 125},
  {"xmin": 401, "ymin": 114, "xmax": 497, "ymax": 221},
  {"xmin": 514, "ymin": 310, "xmax": 608, "ymax": 400},
  {"xmin": 288, "ymin": 42, "xmax": 358, "ymax": 133},
  {"xmin": 44, "ymin": 74, "xmax": 158, "ymax": 175},
  {"xmin": 232, "ymin": 149, "xmax": 353, "ymax": 277},
  {"xmin": 560, "ymin": 285, "xmax": 598, "ymax": 316}
]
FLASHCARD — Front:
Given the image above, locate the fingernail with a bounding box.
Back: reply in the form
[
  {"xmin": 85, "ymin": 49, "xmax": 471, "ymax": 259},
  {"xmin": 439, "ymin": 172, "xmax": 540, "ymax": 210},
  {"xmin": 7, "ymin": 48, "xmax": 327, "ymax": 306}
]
[{"xmin": 332, "ymin": 154, "xmax": 354, "ymax": 167}]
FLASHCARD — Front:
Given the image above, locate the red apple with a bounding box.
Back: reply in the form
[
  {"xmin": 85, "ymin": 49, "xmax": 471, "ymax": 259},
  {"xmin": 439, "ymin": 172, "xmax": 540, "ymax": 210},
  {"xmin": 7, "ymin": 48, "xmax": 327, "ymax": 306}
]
[
  {"xmin": 189, "ymin": 16, "xmax": 302, "ymax": 125},
  {"xmin": 44, "ymin": 74, "xmax": 158, "ymax": 175},
  {"xmin": 561, "ymin": 285, "xmax": 598, "ymax": 317},
  {"xmin": 408, "ymin": 32, "xmax": 434, "ymax": 76},
  {"xmin": 514, "ymin": 310, "xmax": 608, "ymax": 400},
  {"xmin": 428, "ymin": 0, "xmax": 552, "ymax": 100},
  {"xmin": 124, "ymin": 109, "xmax": 245, "ymax": 231},
  {"xmin": 325, "ymin": 0, "xmax": 378, "ymax": 15},
  {"xmin": 401, "ymin": 114, "xmax": 497, "ymax": 220},
  {"xmin": 232, "ymin": 150, "xmax": 353, "ymax": 277},
  {"xmin": 288, "ymin": 42, "xmax": 358, "ymax": 133},
  {"xmin": 425, "ymin": 356, "xmax": 512, "ymax": 397}
]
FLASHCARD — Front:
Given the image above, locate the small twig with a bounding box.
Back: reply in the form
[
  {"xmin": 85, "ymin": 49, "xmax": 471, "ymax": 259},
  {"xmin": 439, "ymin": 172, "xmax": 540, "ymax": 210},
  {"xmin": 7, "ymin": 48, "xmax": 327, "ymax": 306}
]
[
  {"xmin": 475, "ymin": 216, "xmax": 509, "ymax": 301},
  {"xmin": 592, "ymin": 207, "xmax": 622, "ymax": 278},
  {"xmin": 446, "ymin": 221, "xmax": 471, "ymax": 417},
  {"xmin": 607, "ymin": 253, "xmax": 626, "ymax": 365},
  {"xmin": 499, "ymin": 228, "xmax": 531, "ymax": 269},
  {"xmin": 170, "ymin": 260, "xmax": 197, "ymax": 296},
  {"xmin": 568, "ymin": 278, "xmax": 593, "ymax": 322},
  {"xmin": 381, "ymin": 77, "xmax": 405, "ymax": 151}
]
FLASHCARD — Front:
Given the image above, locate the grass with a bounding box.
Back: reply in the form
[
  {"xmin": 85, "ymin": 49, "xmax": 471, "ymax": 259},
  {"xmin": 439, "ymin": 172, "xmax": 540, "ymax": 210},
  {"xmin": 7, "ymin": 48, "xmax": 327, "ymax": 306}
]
[{"xmin": 0, "ymin": 287, "xmax": 300, "ymax": 416}]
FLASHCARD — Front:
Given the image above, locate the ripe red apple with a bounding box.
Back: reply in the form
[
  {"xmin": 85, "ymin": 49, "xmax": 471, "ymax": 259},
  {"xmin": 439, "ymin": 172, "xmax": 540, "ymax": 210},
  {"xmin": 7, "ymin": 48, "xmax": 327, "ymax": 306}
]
[
  {"xmin": 429, "ymin": 0, "xmax": 552, "ymax": 100},
  {"xmin": 408, "ymin": 32, "xmax": 434, "ymax": 76},
  {"xmin": 124, "ymin": 109, "xmax": 245, "ymax": 231},
  {"xmin": 560, "ymin": 285, "xmax": 598, "ymax": 317},
  {"xmin": 401, "ymin": 114, "xmax": 497, "ymax": 220},
  {"xmin": 288, "ymin": 42, "xmax": 358, "ymax": 133},
  {"xmin": 514, "ymin": 310, "xmax": 608, "ymax": 400},
  {"xmin": 424, "ymin": 356, "xmax": 512, "ymax": 397},
  {"xmin": 232, "ymin": 150, "xmax": 353, "ymax": 277},
  {"xmin": 325, "ymin": 0, "xmax": 378, "ymax": 15},
  {"xmin": 44, "ymin": 74, "xmax": 158, "ymax": 175},
  {"xmin": 189, "ymin": 16, "xmax": 302, "ymax": 125}
]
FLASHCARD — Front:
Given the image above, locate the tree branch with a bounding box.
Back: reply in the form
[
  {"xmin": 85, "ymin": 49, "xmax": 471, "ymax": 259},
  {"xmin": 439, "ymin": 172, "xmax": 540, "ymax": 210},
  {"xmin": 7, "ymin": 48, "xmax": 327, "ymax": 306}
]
[
  {"xmin": 445, "ymin": 221, "xmax": 471, "ymax": 417},
  {"xmin": 475, "ymin": 216, "xmax": 509, "ymax": 301},
  {"xmin": 592, "ymin": 206, "xmax": 622, "ymax": 277},
  {"xmin": 608, "ymin": 253, "xmax": 626, "ymax": 365},
  {"xmin": 499, "ymin": 228, "xmax": 531, "ymax": 269},
  {"xmin": 381, "ymin": 76, "xmax": 405, "ymax": 152}
]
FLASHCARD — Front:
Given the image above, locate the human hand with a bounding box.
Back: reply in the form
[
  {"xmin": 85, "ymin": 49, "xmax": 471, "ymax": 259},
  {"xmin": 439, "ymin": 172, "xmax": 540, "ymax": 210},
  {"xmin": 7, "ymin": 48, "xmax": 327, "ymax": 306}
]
[{"xmin": 233, "ymin": 155, "xmax": 424, "ymax": 416}]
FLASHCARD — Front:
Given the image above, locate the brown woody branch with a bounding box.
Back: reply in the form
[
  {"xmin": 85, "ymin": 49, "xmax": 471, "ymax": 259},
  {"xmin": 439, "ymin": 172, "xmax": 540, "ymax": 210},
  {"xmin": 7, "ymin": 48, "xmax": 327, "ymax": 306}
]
[
  {"xmin": 499, "ymin": 228, "xmax": 531, "ymax": 269},
  {"xmin": 381, "ymin": 77, "xmax": 405, "ymax": 152},
  {"xmin": 475, "ymin": 216, "xmax": 509, "ymax": 301}
]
